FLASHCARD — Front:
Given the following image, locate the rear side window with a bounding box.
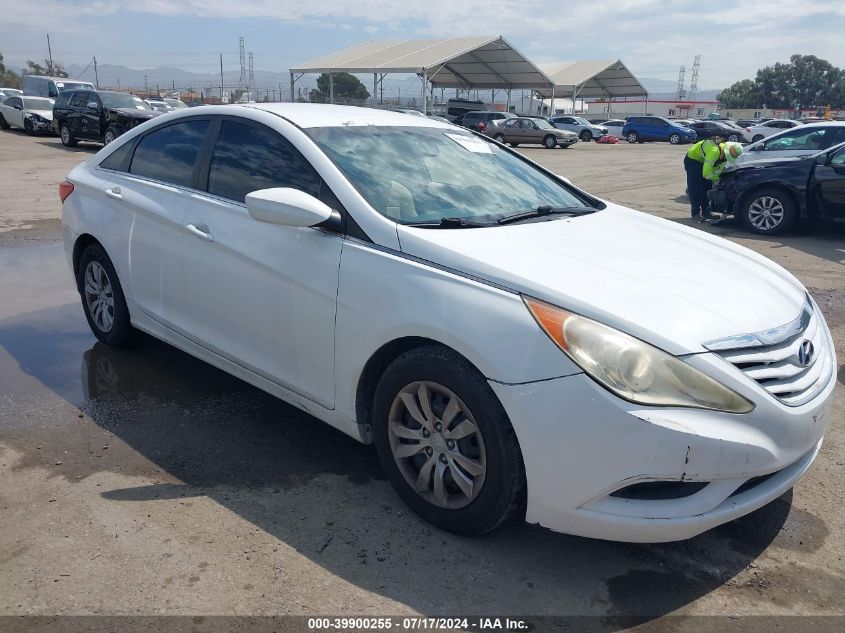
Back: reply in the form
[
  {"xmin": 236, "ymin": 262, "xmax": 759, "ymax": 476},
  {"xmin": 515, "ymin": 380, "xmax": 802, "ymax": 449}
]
[
  {"xmin": 99, "ymin": 142, "xmax": 133, "ymax": 171},
  {"xmin": 207, "ymin": 120, "xmax": 321, "ymax": 203},
  {"xmin": 129, "ymin": 119, "xmax": 210, "ymax": 187}
]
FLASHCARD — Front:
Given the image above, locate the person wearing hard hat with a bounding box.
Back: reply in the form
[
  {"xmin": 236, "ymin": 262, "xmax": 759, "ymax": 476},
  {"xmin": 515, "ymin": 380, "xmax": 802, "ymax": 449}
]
[{"xmin": 684, "ymin": 138, "xmax": 743, "ymax": 222}]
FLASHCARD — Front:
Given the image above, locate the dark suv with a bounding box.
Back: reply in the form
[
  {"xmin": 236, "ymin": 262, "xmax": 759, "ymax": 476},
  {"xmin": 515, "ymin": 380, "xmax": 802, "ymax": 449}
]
[
  {"xmin": 53, "ymin": 90, "xmax": 160, "ymax": 146},
  {"xmin": 460, "ymin": 110, "xmax": 516, "ymax": 132}
]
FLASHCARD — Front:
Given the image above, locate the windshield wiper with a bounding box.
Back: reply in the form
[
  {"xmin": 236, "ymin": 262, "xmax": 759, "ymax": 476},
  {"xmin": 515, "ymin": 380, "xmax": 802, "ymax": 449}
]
[
  {"xmin": 497, "ymin": 205, "xmax": 596, "ymax": 225},
  {"xmin": 410, "ymin": 217, "xmax": 491, "ymax": 229}
]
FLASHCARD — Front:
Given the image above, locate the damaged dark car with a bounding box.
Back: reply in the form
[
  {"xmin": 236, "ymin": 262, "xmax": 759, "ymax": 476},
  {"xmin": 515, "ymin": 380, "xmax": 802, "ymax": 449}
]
[
  {"xmin": 53, "ymin": 90, "xmax": 160, "ymax": 147},
  {"xmin": 709, "ymin": 141, "xmax": 845, "ymax": 234}
]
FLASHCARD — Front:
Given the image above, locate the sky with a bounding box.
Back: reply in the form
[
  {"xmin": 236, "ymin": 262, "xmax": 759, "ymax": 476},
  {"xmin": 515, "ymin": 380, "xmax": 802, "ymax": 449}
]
[{"xmin": 2, "ymin": 0, "xmax": 844, "ymax": 90}]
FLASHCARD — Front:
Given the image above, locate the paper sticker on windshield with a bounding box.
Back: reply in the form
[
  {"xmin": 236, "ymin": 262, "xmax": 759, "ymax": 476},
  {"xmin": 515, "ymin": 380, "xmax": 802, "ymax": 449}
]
[{"xmin": 444, "ymin": 133, "xmax": 493, "ymax": 153}]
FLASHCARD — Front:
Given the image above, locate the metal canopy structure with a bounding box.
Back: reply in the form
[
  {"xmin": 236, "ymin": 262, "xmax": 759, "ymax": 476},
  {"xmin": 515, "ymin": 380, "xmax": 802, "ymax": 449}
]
[
  {"xmin": 289, "ymin": 36, "xmax": 554, "ymax": 112},
  {"xmin": 536, "ymin": 59, "xmax": 648, "ymax": 112}
]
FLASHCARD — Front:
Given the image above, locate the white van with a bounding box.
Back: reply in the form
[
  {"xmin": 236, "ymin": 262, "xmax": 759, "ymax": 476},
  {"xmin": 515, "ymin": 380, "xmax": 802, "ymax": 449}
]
[{"xmin": 22, "ymin": 75, "xmax": 95, "ymax": 99}]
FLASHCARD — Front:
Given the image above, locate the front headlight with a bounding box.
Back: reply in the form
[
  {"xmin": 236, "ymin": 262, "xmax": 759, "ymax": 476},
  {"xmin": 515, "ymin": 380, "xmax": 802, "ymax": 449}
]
[{"xmin": 524, "ymin": 297, "xmax": 754, "ymax": 413}]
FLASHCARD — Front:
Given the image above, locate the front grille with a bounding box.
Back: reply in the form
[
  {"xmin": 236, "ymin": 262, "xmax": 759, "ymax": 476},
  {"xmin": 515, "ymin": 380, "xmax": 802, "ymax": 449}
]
[{"xmin": 705, "ymin": 298, "xmax": 832, "ymax": 406}]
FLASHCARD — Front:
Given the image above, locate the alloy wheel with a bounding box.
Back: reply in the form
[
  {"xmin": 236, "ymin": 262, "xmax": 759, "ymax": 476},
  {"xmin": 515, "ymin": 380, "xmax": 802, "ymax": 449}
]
[
  {"xmin": 83, "ymin": 261, "xmax": 115, "ymax": 332},
  {"xmin": 104, "ymin": 130, "xmax": 115, "ymax": 145},
  {"xmin": 61, "ymin": 125, "xmax": 70, "ymax": 144},
  {"xmin": 387, "ymin": 381, "xmax": 487, "ymax": 509},
  {"xmin": 747, "ymin": 196, "xmax": 785, "ymax": 231}
]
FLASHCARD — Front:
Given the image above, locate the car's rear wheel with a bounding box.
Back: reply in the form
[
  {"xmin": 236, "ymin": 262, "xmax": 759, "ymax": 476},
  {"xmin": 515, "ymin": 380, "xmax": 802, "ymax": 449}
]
[
  {"xmin": 669, "ymin": 133, "xmax": 681, "ymax": 144},
  {"xmin": 77, "ymin": 244, "xmax": 137, "ymax": 348},
  {"xmin": 740, "ymin": 188, "xmax": 797, "ymax": 235},
  {"xmin": 752, "ymin": 134, "xmax": 764, "ymax": 143},
  {"xmin": 579, "ymin": 130, "xmax": 592, "ymax": 142},
  {"xmin": 543, "ymin": 135, "xmax": 557, "ymax": 149},
  {"xmin": 626, "ymin": 131, "xmax": 639, "ymax": 143},
  {"xmin": 509, "ymin": 142, "xmax": 519, "ymax": 148},
  {"xmin": 103, "ymin": 126, "xmax": 119, "ymax": 145},
  {"xmin": 372, "ymin": 346, "xmax": 525, "ymax": 535},
  {"xmin": 727, "ymin": 133, "xmax": 741, "ymax": 142},
  {"xmin": 0, "ymin": 114, "xmax": 9, "ymax": 130},
  {"xmin": 494, "ymin": 133, "xmax": 505, "ymax": 143},
  {"xmin": 60, "ymin": 123, "xmax": 78, "ymax": 147}
]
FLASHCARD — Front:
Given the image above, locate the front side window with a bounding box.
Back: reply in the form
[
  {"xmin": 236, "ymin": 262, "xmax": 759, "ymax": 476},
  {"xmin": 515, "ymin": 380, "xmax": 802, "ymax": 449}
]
[
  {"xmin": 830, "ymin": 147, "xmax": 845, "ymax": 166},
  {"xmin": 309, "ymin": 126, "xmax": 591, "ymax": 225},
  {"xmin": 129, "ymin": 119, "xmax": 210, "ymax": 188},
  {"xmin": 766, "ymin": 129, "xmax": 827, "ymax": 151},
  {"xmin": 207, "ymin": 120, "xmax": 321, "ymax": 203},
  {"xmin": 68, "ymin": 92, "xmax": 88, "ymax": 108},
  {"xmin": 5, "ymin": 97, "xmax": 22, "ymax": 109}
]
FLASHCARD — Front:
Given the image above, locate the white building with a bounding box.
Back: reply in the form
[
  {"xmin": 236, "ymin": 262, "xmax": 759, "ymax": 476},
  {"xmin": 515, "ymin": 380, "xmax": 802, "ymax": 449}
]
[{"xmin": 585, "ymin": 99, "xmax": 720, "ymax": 120}]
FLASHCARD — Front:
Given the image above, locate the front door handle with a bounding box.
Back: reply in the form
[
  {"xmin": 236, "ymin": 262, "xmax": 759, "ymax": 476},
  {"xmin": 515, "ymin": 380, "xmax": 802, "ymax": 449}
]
[
  {"xmin": 185, "ymin": 223, "xmax": 214, "ymax": 242},
  {"xmin": 104, "ymin": 187, "xmax": 121, "ymax": 199}
]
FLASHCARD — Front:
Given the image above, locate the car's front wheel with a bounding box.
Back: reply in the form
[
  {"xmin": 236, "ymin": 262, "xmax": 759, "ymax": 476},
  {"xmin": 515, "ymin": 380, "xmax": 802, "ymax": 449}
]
[
  {"xmin": 740, "ymin": 188, "xmax": 797, "ymax": 235},
  {"xmin": 103, "ymin": 126, "xmax": 119, "ymax": 145},
  {"xmin": 727, "ymin": 133, "xmax": 741, "ymax": 142},
  {"xmin": 752, "ymin": 134, "xmax": 764, "ymax": 143},
  {"xmin": 372, "ymin": 346, "xmax": 525, "ymax": 535},
  {"xmin": 24, "ymin": 119, "xmax": 34, "ymax": 135},
  {"xmin": 669, "ymin": 133, "xmax": 681, "ymax": 144},
  {"xmin": 494, "ymin": 133, "xmax": 505, "ymax": 143},
  {"xmin": 543, "ymin": 135, "xmax": 558, "ymax": 149},
  {"xmin": 60, "ymin": 123, "xmax": 78, "ymax": 147},
  {"xmin": 579, "ymin": 130, "xmax": 592, "ymax": 142},
  {"xmin": 77, "ymin": 243, "xmax": 137, "ymax": 348}
]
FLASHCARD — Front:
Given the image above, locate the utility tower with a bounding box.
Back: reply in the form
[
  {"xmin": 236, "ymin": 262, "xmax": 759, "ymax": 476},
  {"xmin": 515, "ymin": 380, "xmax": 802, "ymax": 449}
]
[
  {"xmin": 676, "ymin": 66, "xmax": 686, "ymax": 99},
  {"xmin": 688, "ymin": 55, "xmax": 701, "ymax": 102},
  {"xmin": 239, "ymin": 36, "xmax": 247, "ymax": 93},
  {"xmin": 248, "ymin": 52, "xmax": 255, "ymax": 100}
]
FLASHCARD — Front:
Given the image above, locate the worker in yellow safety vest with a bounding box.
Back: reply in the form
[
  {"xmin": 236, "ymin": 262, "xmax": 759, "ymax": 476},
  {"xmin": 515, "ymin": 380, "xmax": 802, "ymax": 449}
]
[{"xmin": 684, "ymin": 139, "xmax": 743, "ymax": 222}]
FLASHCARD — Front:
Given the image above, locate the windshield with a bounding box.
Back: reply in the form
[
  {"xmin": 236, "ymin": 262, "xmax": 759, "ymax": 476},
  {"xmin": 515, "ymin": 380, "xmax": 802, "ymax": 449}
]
[
  {"xmin": 99, "ymin": 92, "xmax": 153, "ymax": 110},
  {"xmin": 532, "ymin": 119, "xmax": 554, "ymax": 130},
  {"xmin": 56, "ymin": 82, "xmax": 93, "ymax": 92},
  {"xmin": 573, "ymin": 117, "xmax": 590, "ymax": 125},
  {"xmin": 23, "ymin": 97, "xmax": 52, "ymax": 110},
  {"xmin": 309, "ymin": 126, "xmax": 591, "ymax": 225}
]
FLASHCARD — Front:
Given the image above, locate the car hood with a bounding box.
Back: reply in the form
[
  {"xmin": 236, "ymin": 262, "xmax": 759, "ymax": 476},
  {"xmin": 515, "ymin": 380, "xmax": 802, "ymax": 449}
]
[
  {"xmin": 111, "ymin": 108, "xmax": 160, "ymax": 119},
  {"xmin": 552, "ymin": 129, "xmax": 577, "ymax": 137},
  {"xmin": 395, "ymin": 203, "xmax": 806, "ymax": 355},
  {"xmin": 25, "ymin": 109, "xmax": 53, "ymax": 120},
  {"xmin": 729, "ymin": 154, "xmax": 816, "ymax": 169}
]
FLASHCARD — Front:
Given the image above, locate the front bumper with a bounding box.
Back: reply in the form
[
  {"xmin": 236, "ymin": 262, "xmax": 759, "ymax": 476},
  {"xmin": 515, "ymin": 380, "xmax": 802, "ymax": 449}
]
[
  {"xmin": 557, "ymin": 137, "xmax": 578, "ymax": 147},
  {"xmin": 490, "ymin": 325, "xmax": 834, "ymax": 542},
  {"xmin": 27, "ymin": 117, "xmax": 53, "ymax": 134}
]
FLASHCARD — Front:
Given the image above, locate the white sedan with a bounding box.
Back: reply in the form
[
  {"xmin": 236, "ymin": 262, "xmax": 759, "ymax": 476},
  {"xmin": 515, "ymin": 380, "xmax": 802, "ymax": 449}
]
[
  {"xmin": 60, "ymin": 104, "xmax": 834, "ymax": 542},
  {"xmin": 597, "ymin": 119, "xmax": 625, "ymax": 137},
  {"xmin": 0, "ymin": 95, "xmax": 55, "ymax": 134},
  {"xmin": 744, "ymin": 119, "xmax": 800, "ymax": 143}
]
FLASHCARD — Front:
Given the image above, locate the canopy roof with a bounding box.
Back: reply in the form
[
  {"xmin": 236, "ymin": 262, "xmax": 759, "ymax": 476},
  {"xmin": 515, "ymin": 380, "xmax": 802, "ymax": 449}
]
[
  {"xmin": 291, "ymin": 36, "xmax": 553, "ymax": 90},
  {"xmin": 537, "ymin": 60, "xmax": 648, "ymax": 98}
]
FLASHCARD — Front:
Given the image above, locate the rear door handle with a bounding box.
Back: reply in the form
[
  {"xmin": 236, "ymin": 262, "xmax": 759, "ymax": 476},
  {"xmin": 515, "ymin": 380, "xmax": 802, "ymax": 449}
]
[
  {"xmin": 104, "ymin": 187, "xmax": 121, "ymax": 199},
  {"xmin": 185, "ymin": 223, "xmax": 214, "ymax": 242}
]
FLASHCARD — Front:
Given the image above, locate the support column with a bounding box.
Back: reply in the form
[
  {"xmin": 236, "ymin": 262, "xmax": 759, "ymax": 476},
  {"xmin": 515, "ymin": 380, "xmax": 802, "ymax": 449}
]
[
  {"xmin": 289, "ymin": 72, "xmax": 295, "ymax": 103},
  {"xmin": 420, "ymin": 70, "xmax": 427, "ymax": 114},
  {"xmin": 373, "ymin": 73, "xmax": 378, "ymax": 108},
  {"xmin": 506, "ymin": 88, "xmax": 511, "ymax": 112},
  {"xmin": 550, "ymin": 91, "xmax": 555, "ymax": 117},
  {"xmin": 329, "ymin": 71, "xmax": 334, "ymax": 104}
]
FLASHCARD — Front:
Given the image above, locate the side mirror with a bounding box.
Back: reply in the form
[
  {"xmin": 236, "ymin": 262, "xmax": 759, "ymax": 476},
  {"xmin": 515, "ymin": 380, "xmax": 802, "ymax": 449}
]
[
  {"xmin": 86, "ymin": 102, "xmax": 99, "ymax": 110},
  {"xmin": 246, "ymin": 188, "xmax": 333, "ymax": 228},
  {"xmin": 752, "ymin": 144, "xmax": 763, "ymax": 151}
]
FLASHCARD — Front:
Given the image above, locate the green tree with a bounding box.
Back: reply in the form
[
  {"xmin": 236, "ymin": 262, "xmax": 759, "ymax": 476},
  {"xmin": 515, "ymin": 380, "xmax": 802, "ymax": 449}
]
[
  {"xmin": 25, "ymin": 58, "xmax": 67, "ymax": 77},
  {"xmin": 309, "ymin": 72, "xmax": 369, "ymax": 103},
  {"xmin": 0, "ymin": 52, "xmax": 22, "ymax": 88},
  {"xmin": 716, "ymin": 79, "xmax": 759, "ymax": 108}
]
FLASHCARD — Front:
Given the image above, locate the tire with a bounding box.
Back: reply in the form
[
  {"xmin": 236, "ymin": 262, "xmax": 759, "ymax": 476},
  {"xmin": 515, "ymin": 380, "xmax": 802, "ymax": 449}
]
[
  {"xmin": 740, "ymin": 188, "xmax": 797, "ymax": 235},
  {"xmin": 626, "ymin": 131, "xmax": 639, "ymax": 143},
  {"xmin": 60, "ymin": 123, "xmax": 78, "ymax": 147},
  {"xmin": 509, "ymin": 143, "xmax": 519, "ymax": 148},
  {"xmin": 543, "ymin": 135, "xmax": 557, "ymax": 149},
  {"xmin": 0, "ymin": 114, "xmax": 9, "ymax": 130},
  {"xmin": 372, "ymin": 346, "xmax": 526, "ymax": 535},
  {"xmin": 579, "ymin": 130, "xmax": 592, "ymax": 142},
  {"xmin": 752, "ymin": 134, "xmax": 764, "ymax": 143},
  {"xmin": 77, "ymin": 243, "xmax": 138, "ymax": 348},
  {"xmin": 24, "ymin": 119, "xmax": 34, "ymax": 135},
  {"xmin": 728, "ymin": 133, "xmax": 740, "ymax": 142},
  {"xmin": 669, "ymin": 133, "xmax": 681, "ymax": 145},
  {"xmin": 494, "ymin": 134, "xmax": 505, "ymax": 143},
  {"xmin": 103, "ymin": 126, "xmax": 119, "ymax": 145}
]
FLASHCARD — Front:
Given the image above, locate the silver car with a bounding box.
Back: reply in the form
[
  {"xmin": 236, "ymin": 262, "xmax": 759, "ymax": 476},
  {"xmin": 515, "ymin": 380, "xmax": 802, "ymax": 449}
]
[{"xmin": 548, "ymin": 115, "xmax": 608, "ymax": 142}]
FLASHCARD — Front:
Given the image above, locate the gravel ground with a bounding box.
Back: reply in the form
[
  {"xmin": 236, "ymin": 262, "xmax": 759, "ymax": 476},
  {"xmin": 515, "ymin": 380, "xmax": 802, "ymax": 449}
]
[{"xmin": 0, "ymin": 129, "xmax": 843, "ymax": 626}]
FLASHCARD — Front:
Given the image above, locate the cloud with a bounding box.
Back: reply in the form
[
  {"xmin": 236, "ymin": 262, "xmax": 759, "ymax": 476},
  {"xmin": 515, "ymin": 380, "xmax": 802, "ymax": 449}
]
[{"xmin": 3, "ymin": 0, "xmax": 844, "ymax": 86}]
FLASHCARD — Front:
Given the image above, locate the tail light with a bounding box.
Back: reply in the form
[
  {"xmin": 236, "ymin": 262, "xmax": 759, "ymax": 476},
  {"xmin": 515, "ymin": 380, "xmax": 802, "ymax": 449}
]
[
  {"xmin": 59, "ymin": 180, "xmax": 74, "ymax": 203},
  {"xmin": 478, "ymin": 122, "xmax": 486, "ymax": 131}
]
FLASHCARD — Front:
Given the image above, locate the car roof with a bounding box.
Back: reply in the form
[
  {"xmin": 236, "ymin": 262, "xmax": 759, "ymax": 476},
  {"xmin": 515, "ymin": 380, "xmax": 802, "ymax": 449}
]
[{"xmin": 221, "ymin": 103, "xmax": 453, "ymax": 129}]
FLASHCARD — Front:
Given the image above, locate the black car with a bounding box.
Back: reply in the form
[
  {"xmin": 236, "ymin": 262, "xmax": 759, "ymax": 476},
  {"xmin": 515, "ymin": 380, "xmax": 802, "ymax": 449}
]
[
  {"xmin": 459, "ymin": 110, "xmax": 516, "ymax": 132},
  {"xmin": 688, "ymin": 120, "xmax": 745, "ymax": 142},
  {"xmin": 53, "ymin": 90, "xmax": 160, "ymax": 146},
  {"xmin": 710, "ymin": 141, "xmax": 845, "ymax": 234}
]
